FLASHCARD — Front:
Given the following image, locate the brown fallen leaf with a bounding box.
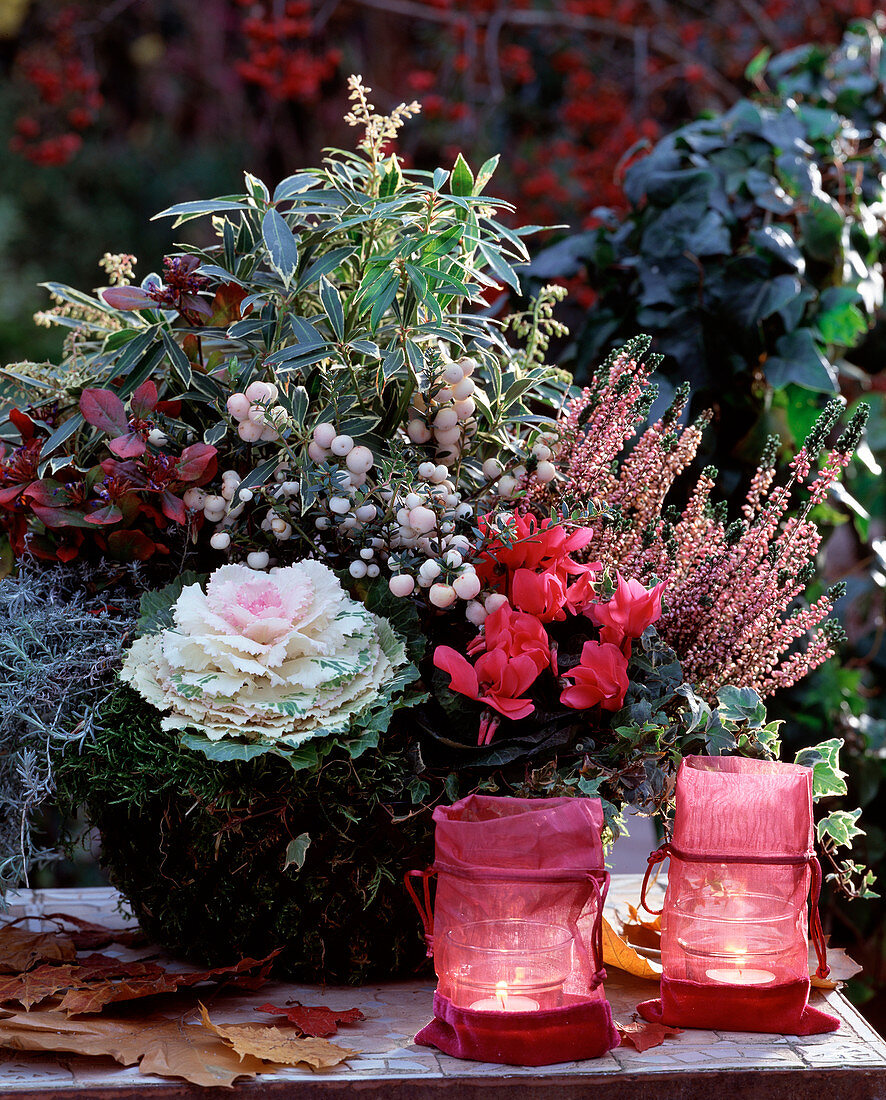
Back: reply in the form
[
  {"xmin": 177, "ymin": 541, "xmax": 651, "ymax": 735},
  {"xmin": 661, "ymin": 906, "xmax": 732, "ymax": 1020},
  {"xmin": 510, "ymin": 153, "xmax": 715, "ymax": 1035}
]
[
  {"xmin": 809, "ymin": 942, "xmax": 863, "ymax": 990},
  {"xmin": 258, "ymin": 1002, "xmax": 364, "ymax": 1037},
  {"xmin": 39, "ymin": 913, "xmax": 147, "ymax": 951},
  {"xmin": 0, "ymin": 956, "xmax": 165, "ymax": 1010},
  {"xmin": 59, "ymin": 950, "xmax": 280, "ymax": 1015},
  {"xmin": 0, "ymin": 926, "xmax": 76, "ymax": 974},
  {"xmin": 199, "ymin": 1004, "xmax": 356, "ymax": 1069},
  {"xmin": 621, "ymin": 903, "xmax": 662, "ymax": 951},
  {"xmin": 0, "ymin": 1007, "xmax": 274, "ymax": 1088},
  {"xmin": 601, "ymin": 917, "xmax": 662, "ymax": 980},
  {"xmin": 617, "ymin": 1018, "xmax": 682, "ymax": 1052}
]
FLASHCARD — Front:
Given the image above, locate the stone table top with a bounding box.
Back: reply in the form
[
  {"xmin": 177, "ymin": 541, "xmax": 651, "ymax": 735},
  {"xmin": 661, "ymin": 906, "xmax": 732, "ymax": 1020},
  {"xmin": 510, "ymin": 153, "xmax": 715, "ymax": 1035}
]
[{"xmin": 0, "ymin": 877, "xmax": 884, "ymax": 1099}]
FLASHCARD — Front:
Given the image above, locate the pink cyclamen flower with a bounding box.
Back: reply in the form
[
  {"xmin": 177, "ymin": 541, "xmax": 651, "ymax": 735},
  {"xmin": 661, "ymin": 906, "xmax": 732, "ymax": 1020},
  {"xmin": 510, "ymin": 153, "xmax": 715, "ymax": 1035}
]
[
  {"xmin": 510, "ymin": 566, "xmax": 569, "ymax": 622},
  {"xmin": 474, "ymin": 513, "xmax": 596, "ymax": 590},
  {"xmin": 588, "ymin": 572, "xmax": 666, "ymax": 654},
  {"xmin": 434, "ymin": 645, "xmax": 538, "ymax": 720},
  {"xmin": 564, "ymin": 563, "xmax": 602, "ymax": 616},
  {"xmin": 470, "ymin": 601, "xmax": 552, "ymax": 675},
  {"xmin": 560, "ymin": 639, "xmax": 629, "ymax": 712}
]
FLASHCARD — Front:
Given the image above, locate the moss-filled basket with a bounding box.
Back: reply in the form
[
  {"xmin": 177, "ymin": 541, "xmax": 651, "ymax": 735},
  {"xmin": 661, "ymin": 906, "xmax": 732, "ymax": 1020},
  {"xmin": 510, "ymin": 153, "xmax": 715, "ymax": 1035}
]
[{"xmin": 56, "ymin": 686, "xmax": 435, "ymax": 983}]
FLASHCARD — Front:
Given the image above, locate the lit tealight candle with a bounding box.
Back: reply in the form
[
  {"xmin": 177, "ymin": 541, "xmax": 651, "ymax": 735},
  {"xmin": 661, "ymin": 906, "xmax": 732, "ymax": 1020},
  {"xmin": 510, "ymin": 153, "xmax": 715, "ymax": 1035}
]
[
  {"xmin": 469, "ymin": 980, "xmax": 540, "ymax": 1012},
  {"xmin": 705, "ymin": 967, "xmax": 776, "ymax": 986},
  {"xmin": 705, "ymin": 945, "xmax": 775, "ymax": 986}
]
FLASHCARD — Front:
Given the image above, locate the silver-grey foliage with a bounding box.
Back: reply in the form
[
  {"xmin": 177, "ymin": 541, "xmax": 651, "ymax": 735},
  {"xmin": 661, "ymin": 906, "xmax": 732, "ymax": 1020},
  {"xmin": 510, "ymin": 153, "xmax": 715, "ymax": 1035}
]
[{"xmin": 0, "ymin": 563, "xmax": 140, "ymax": 896}]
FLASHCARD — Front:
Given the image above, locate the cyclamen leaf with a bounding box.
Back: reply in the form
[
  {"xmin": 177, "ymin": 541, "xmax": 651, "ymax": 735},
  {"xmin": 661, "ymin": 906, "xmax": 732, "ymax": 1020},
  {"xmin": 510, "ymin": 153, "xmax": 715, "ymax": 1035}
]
[{"xmin": 80, "ymin": 389, "xmax": 129, "ymax": 436}]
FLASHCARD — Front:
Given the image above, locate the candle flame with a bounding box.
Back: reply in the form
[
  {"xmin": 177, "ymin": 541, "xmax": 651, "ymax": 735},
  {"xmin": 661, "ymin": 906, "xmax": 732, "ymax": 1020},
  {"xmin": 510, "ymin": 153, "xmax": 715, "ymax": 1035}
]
[{"xmin": 495, "ymin": 980, "xmax": 509, "ymax": 1010}]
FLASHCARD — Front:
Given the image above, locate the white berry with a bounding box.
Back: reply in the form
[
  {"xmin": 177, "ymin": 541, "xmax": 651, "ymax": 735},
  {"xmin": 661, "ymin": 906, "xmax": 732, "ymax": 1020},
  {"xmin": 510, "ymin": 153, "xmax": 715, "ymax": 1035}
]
[
  {"xmin": 331, "ymin": 434, "xmax": 354, "ymax": 456},
  {"xmin": 429, "ymin": 583, "xmax": 457, "ymax": 608},
  {"xmin": 313, "ymin": 422, "xmax": 337, "ymax": 448},
  {"xmin": 389, "ymin": 573, "xmax": 416, "ymax": 597}
]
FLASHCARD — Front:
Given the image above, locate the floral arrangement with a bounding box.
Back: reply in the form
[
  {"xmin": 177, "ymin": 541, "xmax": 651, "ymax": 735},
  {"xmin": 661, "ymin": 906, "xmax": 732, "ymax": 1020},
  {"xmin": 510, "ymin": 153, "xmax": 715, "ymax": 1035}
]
[{"xmin": 0, "ymin": 81, "xmax": 873, "ymax": 980}]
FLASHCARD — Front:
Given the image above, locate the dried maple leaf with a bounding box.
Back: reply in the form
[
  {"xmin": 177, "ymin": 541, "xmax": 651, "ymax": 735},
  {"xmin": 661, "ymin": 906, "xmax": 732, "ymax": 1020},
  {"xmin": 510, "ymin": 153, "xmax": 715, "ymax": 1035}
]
[
  {"xmin": 199, "ymin": 1004, "xmax": 356, "ymax": 1069},
  {"xmin": 0, "ymin": 1007, "xmax": 273, "ymax": 1088},
  {"xmin": 809, "ymin": 942, "xmax": 863, "ymax": 990},
  {"xmin": 601, "ymin": 917, "xmax": 661, "ymax": 980},
  {"xmin": 0, "ymin": 926, "xmax": 76, "ymax": 973},
  {"xmin": 59, "ymin": 950, "xmax": 280, "ymax": 1015},
  {"xmin": 258, "ymin": 1002, "xmax": 364, "ymax": 1037},
  {"xmin": 620, "ymin": 903, "xmax": 662, "ymax": 951},
  {"xmin": 40, "ymin": 913, "xmax": 147, "ymax": 951},
  {"xmin": 617, "ymin": 1018, "xmax": 682, "ymax": 1052},
  {"xmin": 0, "ymin": 956, "xmax": 165, "ymax": 1010}
]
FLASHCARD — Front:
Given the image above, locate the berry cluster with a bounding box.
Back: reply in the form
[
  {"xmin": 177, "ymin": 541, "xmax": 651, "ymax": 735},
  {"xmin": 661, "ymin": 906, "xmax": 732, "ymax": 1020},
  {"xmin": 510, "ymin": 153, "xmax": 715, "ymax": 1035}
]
[{"xmin": 9, "ymin": 8, "xmax": 102, "ymax": 167}]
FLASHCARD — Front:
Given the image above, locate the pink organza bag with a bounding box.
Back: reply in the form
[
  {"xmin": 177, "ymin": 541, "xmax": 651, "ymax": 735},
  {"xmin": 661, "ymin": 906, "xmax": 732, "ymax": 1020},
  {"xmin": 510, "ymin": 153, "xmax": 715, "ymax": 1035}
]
[
  {"xmin": 407, "ymin": 794, "xmax": 619, "ymax": 1065},
  {"xmin": 637, "ymin": 756, "xmax": 839, "ymax": 1035}
]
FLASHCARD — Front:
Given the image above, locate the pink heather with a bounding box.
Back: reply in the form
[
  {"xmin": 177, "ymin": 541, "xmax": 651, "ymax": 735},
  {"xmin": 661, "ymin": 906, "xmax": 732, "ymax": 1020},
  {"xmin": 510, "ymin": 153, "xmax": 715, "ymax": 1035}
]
[{"xmin": 525, "ymin": 353, "xmax": 851, "ymax": 701}]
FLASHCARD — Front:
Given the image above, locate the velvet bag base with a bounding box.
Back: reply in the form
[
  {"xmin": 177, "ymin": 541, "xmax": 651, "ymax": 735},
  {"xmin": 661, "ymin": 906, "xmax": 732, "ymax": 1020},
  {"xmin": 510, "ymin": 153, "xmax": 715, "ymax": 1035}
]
[
  {"xmin": 415, "ymin": 992, "xmax": 620, "ymax": 1065},
  {"xmin": 638, "ymin": 976, "xmax": 840, "ymax": 1036}
]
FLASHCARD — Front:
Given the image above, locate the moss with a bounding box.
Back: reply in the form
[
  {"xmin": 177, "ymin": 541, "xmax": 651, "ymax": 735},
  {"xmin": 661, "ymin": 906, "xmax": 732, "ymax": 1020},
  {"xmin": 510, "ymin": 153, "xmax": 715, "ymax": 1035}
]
[{"xmin": 56, "ymin": 685, "xmax": 435, "ymax": 983}]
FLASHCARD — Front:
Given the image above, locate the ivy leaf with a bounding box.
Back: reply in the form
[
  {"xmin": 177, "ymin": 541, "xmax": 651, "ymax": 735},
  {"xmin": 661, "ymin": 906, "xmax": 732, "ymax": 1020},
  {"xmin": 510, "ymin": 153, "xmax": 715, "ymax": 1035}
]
[
  {"xmin": 795, "ymin": 737, "xmax": 848, "ymax": 799},
  {"xmin": 817, "ymin": 809, "xmax": 864, "ymax": 849},
  {"xmin": 283, "ymin": 833, "xmax": 312, "ymax": 872},
  {"xmin": 716, "ymin": 684, "xmax": 767, "ymax": 727}
]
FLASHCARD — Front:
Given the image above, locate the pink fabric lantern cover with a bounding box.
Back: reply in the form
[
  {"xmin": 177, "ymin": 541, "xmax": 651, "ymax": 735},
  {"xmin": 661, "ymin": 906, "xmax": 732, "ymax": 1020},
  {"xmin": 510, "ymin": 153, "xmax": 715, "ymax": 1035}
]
[
  {"xmin": 407, "ymin": 794, "xmax": 619, "ymax": 1065},
  {"xmin": 637, "ymin": 756, "xmax": 839, "ymax": 1035}
]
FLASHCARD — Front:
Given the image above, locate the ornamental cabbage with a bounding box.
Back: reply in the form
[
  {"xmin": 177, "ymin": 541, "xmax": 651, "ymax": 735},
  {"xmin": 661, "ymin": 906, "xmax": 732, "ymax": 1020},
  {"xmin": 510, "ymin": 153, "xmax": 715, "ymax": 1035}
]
[{"xmin": 120, "ymin": 560, "xmax": 408, "ymax": 744}]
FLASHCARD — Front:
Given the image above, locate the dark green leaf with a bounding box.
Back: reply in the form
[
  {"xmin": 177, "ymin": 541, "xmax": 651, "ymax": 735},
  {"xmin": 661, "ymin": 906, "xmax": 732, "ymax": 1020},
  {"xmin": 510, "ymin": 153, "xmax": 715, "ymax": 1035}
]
[
  {"xmin": 262, "ymin": 208, "xmax": 299, "ymax": 284},
  {"xmin": 160, "ymin": 329, "xmax": 193, "ymax": 389}
]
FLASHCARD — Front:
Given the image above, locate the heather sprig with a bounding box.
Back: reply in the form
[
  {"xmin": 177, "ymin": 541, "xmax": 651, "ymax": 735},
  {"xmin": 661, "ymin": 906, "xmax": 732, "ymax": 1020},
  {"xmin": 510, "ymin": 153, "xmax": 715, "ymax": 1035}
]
[{"xmin": 526, "ymin": 350, "xmax": 868, "ymax": 700}]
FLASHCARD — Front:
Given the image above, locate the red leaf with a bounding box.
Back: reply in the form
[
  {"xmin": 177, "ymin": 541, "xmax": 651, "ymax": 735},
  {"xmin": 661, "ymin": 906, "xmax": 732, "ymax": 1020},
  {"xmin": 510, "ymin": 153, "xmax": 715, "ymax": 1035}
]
[
  {"xmin": 176, "ymin": 443, "xmax": 217, "ymax": 483},
  {"xmin": 100, "ymin": 286, "xmax": 156, "ymax": 310},
  {"xmin": 181, "ymin": 293, "xmax": 212, "ymax": 317},
  {"xmin": 130, "ymin": 380, "xmax": 159, "ymax": 419},
  {"xmin": 80, "ymin": 389, "xmax": 128, "ymax": 436},
  {"xmin": 106, "ymin": 529, "xmax": 156, "ymax": 561},
  {"xmin": 8, "ymin": 408, "xmax": 37, "ymax": 440},
  {"xmin": 108, "ymin": 432, "xmax": 146, "ymax": 459},
  {"xmin": 0, "ymin": 484, "xmax": 27, "ymax": 505},
  {"xmin": 155, "ymin": 399, "xmax": 182, "ymax": 417},
  {"xmin": 83, "ymin": 504, "xmax": 123, "ymax": 525},
  {"xmin": 258, "ymin": 1003, "xmax": 365, "ymax": 1038},
  {"xmin": 37, "ymin": 914, "xmax": 147, "ymax": 952},
  {"xmin": 160, "ymin": 491, "xmax": 187, "ymax": 525},
  {"xmin": 617, "ymin": 1019, "xmax": 682, "ymax": 1052}
]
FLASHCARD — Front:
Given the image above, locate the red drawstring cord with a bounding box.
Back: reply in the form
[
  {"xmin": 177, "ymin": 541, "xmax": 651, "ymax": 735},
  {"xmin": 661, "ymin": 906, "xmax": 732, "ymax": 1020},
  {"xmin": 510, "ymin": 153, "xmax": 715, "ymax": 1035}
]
[
  {"xmin": 808, "ymin": 855, "xmax": 830, "ymax": 979},
  {"xmin": 404, "ymin": 868, "xmax": 436, "ymax": 957},
  {"xmin": 640, "ymin": 844, "xmax": 671, "ymax": 916},
  {"xmin": 587, "ymin": 869, "xmax": 610, "ymax": 986}
]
